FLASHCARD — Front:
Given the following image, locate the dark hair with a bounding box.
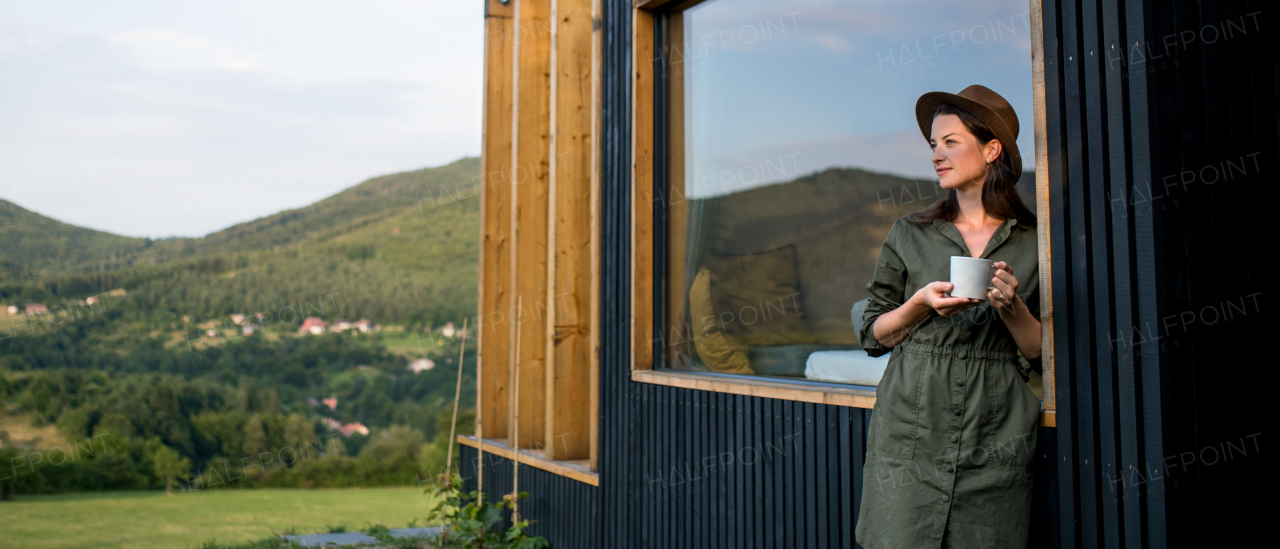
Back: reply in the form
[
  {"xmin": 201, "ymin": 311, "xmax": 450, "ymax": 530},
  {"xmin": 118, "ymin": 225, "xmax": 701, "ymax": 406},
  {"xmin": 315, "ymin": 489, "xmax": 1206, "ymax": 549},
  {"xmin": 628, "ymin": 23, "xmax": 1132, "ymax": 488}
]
[{"xmin": 907, "ymin": 103, "xmax": 1036, "ymax": 226}]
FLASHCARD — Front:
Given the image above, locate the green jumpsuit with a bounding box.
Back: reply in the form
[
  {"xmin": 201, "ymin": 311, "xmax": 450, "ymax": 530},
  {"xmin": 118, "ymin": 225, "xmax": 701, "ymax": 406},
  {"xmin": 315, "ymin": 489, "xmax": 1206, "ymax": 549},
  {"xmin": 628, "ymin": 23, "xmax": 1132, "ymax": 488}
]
[{"xmin": 855, "ymin": 217, "xmax": 1041, "ymax": 549}]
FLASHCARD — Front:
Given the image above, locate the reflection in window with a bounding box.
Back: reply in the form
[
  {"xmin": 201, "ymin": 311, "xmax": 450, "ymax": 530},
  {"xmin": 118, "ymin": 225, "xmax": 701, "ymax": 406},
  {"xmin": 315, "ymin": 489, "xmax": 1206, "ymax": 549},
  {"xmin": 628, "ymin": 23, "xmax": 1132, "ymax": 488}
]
[{"xmin": 660, "ymin": 0, "xmax": 1037, "ymax": 388}]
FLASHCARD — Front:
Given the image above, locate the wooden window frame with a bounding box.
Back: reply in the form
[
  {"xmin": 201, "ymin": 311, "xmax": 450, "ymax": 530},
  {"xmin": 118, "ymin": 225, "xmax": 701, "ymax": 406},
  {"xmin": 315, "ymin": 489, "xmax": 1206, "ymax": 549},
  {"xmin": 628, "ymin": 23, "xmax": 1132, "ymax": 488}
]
[
  {"xmin": 468, "ymin": 0, "xmax": 603, "ymax": 486},
  {"xmin": 630, "ymin": 0, "xmax": 1056, "ymax": 427}
]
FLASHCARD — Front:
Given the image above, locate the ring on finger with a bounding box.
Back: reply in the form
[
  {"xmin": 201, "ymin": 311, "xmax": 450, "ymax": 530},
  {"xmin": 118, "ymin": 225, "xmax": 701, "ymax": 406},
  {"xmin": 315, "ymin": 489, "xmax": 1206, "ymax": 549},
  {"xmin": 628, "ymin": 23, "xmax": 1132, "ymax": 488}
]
[{"xmin": 994, "ymin": 290, "xmax": 1006, "ymax": 302}]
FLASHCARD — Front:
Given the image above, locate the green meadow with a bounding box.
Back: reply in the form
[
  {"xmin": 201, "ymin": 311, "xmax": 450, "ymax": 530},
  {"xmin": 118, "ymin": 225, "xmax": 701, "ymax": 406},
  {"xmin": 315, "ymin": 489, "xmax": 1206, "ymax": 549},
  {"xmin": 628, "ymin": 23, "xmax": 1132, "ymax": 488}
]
[{"xmin": 0, "ymin": 488, "xmax": 434, "ymax": 549}]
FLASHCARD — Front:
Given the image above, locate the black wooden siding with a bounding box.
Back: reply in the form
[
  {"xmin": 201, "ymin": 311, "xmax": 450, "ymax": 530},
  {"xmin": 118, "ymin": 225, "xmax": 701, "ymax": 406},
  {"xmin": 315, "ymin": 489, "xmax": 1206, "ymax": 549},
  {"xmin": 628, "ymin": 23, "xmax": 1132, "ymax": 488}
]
[
  {"xmin": 461, "ymin": 0, "xmax": 1275, "ymax": 547},
  {"xmin": 1046, "ymin": 0, "xmax": 1274, "ymax": 546},
  {"xmin": 457, "ymin": 447, "xmax": 600, "ymax": 546},
  {"xmin": 1140, "ymin": 0, "xmax": 1273, "ymax": 546}
]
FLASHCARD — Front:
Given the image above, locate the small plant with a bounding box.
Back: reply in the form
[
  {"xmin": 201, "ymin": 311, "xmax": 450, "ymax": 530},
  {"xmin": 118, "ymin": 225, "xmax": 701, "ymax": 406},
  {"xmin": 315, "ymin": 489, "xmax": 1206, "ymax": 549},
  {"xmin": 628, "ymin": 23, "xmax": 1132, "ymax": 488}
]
[
  {"xmin": 196, "ymin": 537, "xmax": 303, "ymax": 549},
  {"xmin": 361, "ymin": 524, "xmax": 395, "ymax": 545},
  {"xmin": 427, "ymin": 473, "xmax": 549, "ymax": 549},
  {"xmin": 361, "ymin": 523, "xmax": 434, "ymax": 549},
  {"xmin": 325, "ymin": 523, "xmax": 348, "ymax": 534}
]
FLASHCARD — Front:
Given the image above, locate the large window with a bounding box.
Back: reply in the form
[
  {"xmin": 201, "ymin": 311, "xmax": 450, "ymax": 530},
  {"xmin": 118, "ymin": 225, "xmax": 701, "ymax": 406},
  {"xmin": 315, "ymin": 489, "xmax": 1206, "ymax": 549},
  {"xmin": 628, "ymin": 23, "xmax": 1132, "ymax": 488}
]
[{"xmin": 648, "ymin": 0, "xmax": 1045, "ymax": 399}]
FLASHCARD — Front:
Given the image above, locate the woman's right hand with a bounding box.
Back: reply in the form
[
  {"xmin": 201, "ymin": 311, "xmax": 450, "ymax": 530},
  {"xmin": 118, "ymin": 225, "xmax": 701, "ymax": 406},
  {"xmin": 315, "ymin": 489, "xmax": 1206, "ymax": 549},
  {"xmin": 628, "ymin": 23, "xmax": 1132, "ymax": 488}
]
[
  {"xmin": 912, "ymin": 281, "xmax": 981, "ymax": 317},
  {"xmin": 872, "ymin": 282, "xmax": 982, "ymax": 348}
]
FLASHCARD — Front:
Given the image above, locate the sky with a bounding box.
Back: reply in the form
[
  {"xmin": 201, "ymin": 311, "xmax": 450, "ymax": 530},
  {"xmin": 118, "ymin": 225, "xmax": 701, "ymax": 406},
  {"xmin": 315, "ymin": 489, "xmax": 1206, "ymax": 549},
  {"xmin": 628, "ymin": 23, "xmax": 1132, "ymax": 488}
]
[
  {"xmin": 681, "ymin": 0, "xmax": 1035, "ymax": 197},
  {"xmin": 0, "ymin": 1, "xmax": 483, "ymax": 238}
]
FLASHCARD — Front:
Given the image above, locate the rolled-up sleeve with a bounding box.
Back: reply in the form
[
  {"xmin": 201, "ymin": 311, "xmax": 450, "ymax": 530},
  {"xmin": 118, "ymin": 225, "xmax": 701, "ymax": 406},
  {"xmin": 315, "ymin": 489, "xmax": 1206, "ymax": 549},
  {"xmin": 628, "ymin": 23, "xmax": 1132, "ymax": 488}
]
[{"xmin": 859, "ymin": 221, "xmax": 909, "ymax": 357}]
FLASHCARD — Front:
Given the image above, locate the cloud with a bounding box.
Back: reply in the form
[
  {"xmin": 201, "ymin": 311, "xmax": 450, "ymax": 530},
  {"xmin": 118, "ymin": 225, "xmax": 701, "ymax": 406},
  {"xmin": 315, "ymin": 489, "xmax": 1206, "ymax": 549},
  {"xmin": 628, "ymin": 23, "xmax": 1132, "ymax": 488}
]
[
  {"xmin": 0, "ymin": 2, "xmax": 482, "ymax": 238},
  {"xmin": 109, "ymin": 29, "xmax": 273, "ymax": 72}
]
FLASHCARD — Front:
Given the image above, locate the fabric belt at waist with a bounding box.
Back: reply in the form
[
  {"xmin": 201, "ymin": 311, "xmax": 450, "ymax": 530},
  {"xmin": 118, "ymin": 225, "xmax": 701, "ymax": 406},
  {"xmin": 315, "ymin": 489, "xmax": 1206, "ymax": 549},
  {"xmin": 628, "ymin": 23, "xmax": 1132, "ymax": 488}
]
[{"xmin": 896, "ymin": 341, "xmax": 1018, "ymax": 361}]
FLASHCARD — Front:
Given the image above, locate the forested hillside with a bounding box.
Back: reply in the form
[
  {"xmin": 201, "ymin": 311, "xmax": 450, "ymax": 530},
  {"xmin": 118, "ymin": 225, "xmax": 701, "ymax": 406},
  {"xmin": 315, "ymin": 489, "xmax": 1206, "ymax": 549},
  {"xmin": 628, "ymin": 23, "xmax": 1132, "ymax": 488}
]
[
  {"xmin": 0, "ymin": 157, "xmax": 481, "ymax": 325},
  {"xmin": 0, "ymin": 158, "xmax": 483, "ymax": 496},
  {"xmin": 0, "ymin": 200, "xmax": 171, "ymax": 281}
]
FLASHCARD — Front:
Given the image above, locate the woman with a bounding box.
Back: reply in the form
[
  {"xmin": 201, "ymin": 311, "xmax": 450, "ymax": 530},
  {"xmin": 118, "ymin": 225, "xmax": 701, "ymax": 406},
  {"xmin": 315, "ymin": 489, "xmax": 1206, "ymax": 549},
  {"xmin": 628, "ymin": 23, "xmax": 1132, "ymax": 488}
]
[{"xmin": 854, "ymin": 85, "xmax": 1042, "ymax": 549}]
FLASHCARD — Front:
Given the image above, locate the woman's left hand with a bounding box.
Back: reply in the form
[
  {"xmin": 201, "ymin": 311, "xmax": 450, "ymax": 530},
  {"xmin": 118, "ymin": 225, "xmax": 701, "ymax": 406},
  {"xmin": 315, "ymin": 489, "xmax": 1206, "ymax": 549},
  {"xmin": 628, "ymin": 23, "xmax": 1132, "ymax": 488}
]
[{"xmin": 986, "ymin": 261, "xmax": 1020, "ymax": 312}]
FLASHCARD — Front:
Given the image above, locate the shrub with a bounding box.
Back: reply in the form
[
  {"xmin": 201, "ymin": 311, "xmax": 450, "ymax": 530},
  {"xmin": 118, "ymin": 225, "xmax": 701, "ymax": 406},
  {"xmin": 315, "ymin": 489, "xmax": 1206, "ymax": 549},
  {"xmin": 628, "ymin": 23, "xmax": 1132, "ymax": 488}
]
[{"xmin": 427, "ymin": 474, "xmax": 548, "ymax": 549}]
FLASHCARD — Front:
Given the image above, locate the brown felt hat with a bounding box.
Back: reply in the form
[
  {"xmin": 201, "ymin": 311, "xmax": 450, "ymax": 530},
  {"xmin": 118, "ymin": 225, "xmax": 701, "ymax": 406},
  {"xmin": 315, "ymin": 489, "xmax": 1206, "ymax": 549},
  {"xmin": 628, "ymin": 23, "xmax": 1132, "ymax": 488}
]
[{"xmin": 915, "ymin": 85, "xmax": 1022, "ymax": 178}]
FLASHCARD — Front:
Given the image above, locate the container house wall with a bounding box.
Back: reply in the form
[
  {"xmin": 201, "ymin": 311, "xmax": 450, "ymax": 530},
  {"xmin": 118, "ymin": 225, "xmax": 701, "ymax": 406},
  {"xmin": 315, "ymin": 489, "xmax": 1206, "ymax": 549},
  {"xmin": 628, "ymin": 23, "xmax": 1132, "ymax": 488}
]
[{"xmin": 462, "ymin": 0, "xmax": 1275, "ymax": 547}]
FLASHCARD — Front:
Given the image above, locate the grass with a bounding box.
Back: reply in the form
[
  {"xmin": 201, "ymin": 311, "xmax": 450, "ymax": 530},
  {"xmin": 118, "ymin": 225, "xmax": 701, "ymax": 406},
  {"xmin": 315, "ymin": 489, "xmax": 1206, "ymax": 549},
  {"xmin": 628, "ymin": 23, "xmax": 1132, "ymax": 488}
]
[
  {"xmin": 0, "ymin": 488, "xmax": 435, "ymax": 549},
  {"xmin": 377, "ymin": 331, "xmax": 433, "ymax": 359}
]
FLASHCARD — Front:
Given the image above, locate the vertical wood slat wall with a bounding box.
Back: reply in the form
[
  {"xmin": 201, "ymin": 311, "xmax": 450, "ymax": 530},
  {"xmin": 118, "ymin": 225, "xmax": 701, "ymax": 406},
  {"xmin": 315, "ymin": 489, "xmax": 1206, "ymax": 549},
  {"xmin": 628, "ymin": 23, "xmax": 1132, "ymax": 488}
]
[
  {"xmin": 1138, "ymin": 0, "xmax": 1272, "ymax": 545},
  {"xmin": 546, "ymin": 0, "xmax": 599, "ymax": 462},
  {"xmin": 478, "ymin": 0, "xmax": 600, "ymax": 459},
  {"xmin": 1048, "ymin": 0, "xmax": 1167, "ymax": 545},
  {"xmin": 509, "ymin": 0, "xmax": 552, "ymax": 451},
  {"xmin": 479, "ymin": 0, "xmax": 514, "ymax": 443},
  {"xmin": 1043, "ymin": 0, "xmax": 1273, "ymax": 546}
]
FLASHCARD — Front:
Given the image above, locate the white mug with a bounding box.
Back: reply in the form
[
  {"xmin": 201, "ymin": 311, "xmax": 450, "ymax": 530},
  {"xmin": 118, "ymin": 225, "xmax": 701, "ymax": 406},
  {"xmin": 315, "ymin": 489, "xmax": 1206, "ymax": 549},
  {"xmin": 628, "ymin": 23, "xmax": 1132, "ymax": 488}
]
[{"xmin": 949, "ymin": 256, "xmax": 996, "ymax": 300}]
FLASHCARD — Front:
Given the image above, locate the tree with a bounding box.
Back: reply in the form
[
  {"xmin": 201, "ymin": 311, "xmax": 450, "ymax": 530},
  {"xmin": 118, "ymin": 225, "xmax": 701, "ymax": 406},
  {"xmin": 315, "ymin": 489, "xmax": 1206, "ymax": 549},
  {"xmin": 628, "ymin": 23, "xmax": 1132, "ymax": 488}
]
[
  {"xmin": 323, "ymin": 436, "xmax": 347, "ymax": 460},
  {"xmin": 283, "ymin": 414, "xmax": 318, "ymax": 456},
  {"xmin": 151, "ymin": 445, "xmax": 191, "ymax": 495},
  {"xmin": 262, "ymin": 389, "xmax": 282, "ymax": 415},
  {"xmin": 242, "ymin": 415, "xmax": 268, "ymax": 459},
  {"xmin": 0, "ymin": 447, "xmax": 45, "ymax": 500},
  {"xmin": 94, "ymin": 412, "xmax": 136, "ymax": 438}
]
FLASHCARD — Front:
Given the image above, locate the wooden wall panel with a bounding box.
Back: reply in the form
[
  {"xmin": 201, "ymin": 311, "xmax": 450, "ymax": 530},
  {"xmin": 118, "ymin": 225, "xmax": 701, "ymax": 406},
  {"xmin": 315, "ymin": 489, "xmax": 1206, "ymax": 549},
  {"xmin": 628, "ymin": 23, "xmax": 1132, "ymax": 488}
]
[
  {"xmin": 630, "ymin": 6, "xmax": 655, "ymax": 372},
  {"xmin": 545, "ymin": 0, "xmax": 597, "ymax": 461},
  {"xmin": 664, "ymin": 11, "xmax": 686, "ymax": 370},
  {"xmin": 479, "ymin": 0, "xmax": 514, "ymax": 442},
  {"xmin": 587, "ymin": 0, "xmax": 603, "ymax": 473},
  {"xmin": 510, "ymin": 0, "xmax": 553, "ymax": 450},
  {"xmin": 1031, "ymin": 0, "xmax": 1056, "ymax": 413}
]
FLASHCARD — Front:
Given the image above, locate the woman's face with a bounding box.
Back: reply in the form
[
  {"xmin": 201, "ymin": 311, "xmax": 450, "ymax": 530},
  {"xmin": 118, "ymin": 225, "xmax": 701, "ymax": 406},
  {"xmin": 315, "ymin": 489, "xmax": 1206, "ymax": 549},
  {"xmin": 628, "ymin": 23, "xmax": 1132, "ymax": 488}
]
[{"xmin": 930, "ymin": 114, "xmax": 999, "ymax": 191}]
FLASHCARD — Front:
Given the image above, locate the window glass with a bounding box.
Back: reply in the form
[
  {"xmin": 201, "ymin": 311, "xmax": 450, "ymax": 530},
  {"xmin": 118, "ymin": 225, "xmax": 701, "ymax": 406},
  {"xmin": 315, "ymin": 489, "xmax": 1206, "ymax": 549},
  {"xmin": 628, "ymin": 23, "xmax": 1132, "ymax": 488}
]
[{"xmin": 662, "ymin": 0, "xmax": 1037, "ymax": 388}]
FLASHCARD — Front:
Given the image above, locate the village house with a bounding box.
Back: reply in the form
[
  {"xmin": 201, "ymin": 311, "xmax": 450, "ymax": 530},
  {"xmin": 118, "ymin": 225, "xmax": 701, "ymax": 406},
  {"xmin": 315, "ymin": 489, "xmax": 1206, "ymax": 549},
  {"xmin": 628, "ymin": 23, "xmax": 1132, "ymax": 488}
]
[
  {"xmin": 441, "ymin": 321, "xmax": 456, "ymax": 338},
  {"xmin": 329, "ymin": 319, "xmax": 351, "ymax": 332},
  {"xmin": 321, "ymin": 397, "xmax": 337, "ymax": 410},
  {"xmin": 338, "ymin": 423, "xmax": 369, "ymax": 437},
  {"xmin": 407, "ymin": 358, "xmax": 435, "ymax": 373},
  {"xmin": 298, "ymin": 317, "xmax": 326, "ymax": 335},
  {"xmin": 24, "ymin": 304, "xmax": 48, "ymax": 314},
  {"xmin": 6, "ymin": 305, "xmax": 17, "ymax": 314},
  {"xmin": 230, "ymin": 314, "xmax": 246, "ymax": 325},
  {"xmin": 319, "ymin": 416, "xmax": 369, "ymax": 437},
  {"xmin": 352, "ymin": 319, "xmax": 373, "ymax": 333}
]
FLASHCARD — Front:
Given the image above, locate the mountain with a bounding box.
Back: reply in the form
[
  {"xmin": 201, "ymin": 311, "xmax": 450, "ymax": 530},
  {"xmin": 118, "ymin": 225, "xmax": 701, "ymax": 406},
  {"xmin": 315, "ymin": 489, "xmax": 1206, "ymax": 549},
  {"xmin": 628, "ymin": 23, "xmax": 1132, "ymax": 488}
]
[
  {"xmin": 0, "ymin": 200, "xmax": 162, "ymax": 281},
  {"xmin": 176, "ymin": 156, "xmax": 482, "ymax": 257},
  {"xmin": 0, "ymin": 157, "xmax": 482, "ymax": 325}
]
